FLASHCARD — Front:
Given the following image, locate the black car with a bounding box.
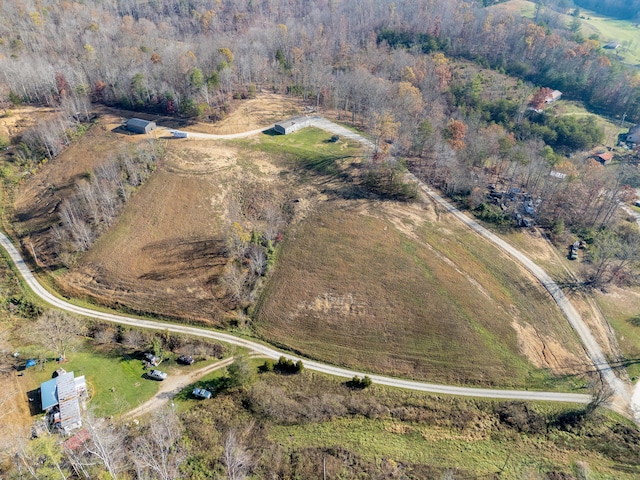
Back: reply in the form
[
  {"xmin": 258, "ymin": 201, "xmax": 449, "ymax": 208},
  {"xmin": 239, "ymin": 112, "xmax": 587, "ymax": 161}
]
[{"xmin": 177, "ymin": 354, "xmax": 194, "ymax": 365}]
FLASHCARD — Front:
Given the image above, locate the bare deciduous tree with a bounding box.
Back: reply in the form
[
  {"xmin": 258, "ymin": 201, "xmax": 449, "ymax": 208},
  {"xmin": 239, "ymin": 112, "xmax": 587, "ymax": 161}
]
[
  {"xmin": 32, "ymin": 310, "xmax": 86, "ymax": 360},
  {"xmin": 121, "ymin": 328, "xmax": 150, "ymax": 351},
  {"xmin": 130, "ymin": 407, "xmax": 186, "ymax": 480},
  {"xmin": 223, "ymin": 422, "xmax": 256, "ymax": 480},
  {"xmin": 64, "ymin": 410, "xmax": 129, "ymax": 479}
]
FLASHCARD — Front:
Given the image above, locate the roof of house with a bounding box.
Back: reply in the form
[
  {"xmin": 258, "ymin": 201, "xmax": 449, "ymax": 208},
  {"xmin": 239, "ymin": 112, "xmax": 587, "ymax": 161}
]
[
  {"xmin": 40, "ymin": 372, "xmax": 86, "ymax": 431},
  {"xmin": 545, "ymin": 90, "xmax": 562, "ymax": 102},
  {"xmin": 595, "ymin": 152, "xmax": 613, "ymax": 162},
  {"xmin": 40, "ymin": 377, "xmax": 59, "ymax": 410},
  {"xmin": 126, "ymin": 118, "xmax": 155, "ymax": 129},
  {"xmin": 57, "ymin": 372, "xmax": 82, "ymax": 431}
]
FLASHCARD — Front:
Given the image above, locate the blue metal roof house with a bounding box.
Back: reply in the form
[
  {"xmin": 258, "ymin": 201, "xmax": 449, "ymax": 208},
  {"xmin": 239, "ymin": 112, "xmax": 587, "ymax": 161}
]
[{"xmin": 40, "ymin": 371, "xmax": 87, "ymax": 433}]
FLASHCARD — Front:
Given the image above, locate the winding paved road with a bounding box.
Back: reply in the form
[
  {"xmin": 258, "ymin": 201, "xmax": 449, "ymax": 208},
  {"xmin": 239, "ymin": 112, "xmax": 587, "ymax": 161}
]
[
  {"xmin": 0, "ymin": 231, "xmax": 590, "ymax": 404},
  {"xmin": 3, "ymin": 115, "xmax": 632, "ymax": 410}
]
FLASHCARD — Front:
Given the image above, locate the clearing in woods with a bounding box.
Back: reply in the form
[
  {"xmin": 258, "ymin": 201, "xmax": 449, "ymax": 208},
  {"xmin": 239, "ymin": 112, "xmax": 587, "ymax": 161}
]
[
  {"xmin": 6, "ymin": 94, "xmax": 588, "ymax": 388},
  {"xmin": 253, "ymin": 199, "xmax": 587, "ymax": 389},
  {"xmin": 491, "ymin": 0, "xmax": 640, "ymax": 66}
]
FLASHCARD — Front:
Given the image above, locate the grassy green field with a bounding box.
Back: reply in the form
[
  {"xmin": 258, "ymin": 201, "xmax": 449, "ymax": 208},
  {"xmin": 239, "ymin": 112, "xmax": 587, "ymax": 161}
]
[
  {"xmin": 21, "ymin": 349, "xmax": 159, "ymax": 417},
  {"xmin": 576, "ymin": 9, "xmax": 640, "ymax": 66},
  {"xmin": 238, "ymin": 127, "xmax": 364, "ymax": 177},
  {"xmin": 493, "ymin": 0, "xmax": 640, "ymax": 66},
  {"xmin": 254, "ymin": 200, "xmax": 586, "ymax": 390}
]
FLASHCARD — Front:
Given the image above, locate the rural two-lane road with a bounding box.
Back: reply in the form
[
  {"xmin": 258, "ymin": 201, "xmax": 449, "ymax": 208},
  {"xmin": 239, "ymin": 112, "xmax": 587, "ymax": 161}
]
[
  {"xmin": 4, "ymin": 115, "xmax": 636, "ymax": 412},
  {"xmin": 0, "ymin": 230, "xmax": 591, "ymax": 405}
]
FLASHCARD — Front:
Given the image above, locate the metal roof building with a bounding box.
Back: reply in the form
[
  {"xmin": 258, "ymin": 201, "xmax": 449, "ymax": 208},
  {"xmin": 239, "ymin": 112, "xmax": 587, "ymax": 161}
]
[
  {"xmin": 274, "ymin": 116, "xmax": 311, "ymax": 135},
  {"xmin": 126, "ymin": 118, "xmax": 157, "ymax": 134},
  {"xmin": 40, "ymin": 371, "xmax": 87, "ymax": 433}
]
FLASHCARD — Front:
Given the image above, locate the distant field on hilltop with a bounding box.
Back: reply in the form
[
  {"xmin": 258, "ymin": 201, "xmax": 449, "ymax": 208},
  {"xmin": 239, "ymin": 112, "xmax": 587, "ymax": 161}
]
[{"xmin": 490, "ymin": 0, "xmax": 640, "ymax": 66}]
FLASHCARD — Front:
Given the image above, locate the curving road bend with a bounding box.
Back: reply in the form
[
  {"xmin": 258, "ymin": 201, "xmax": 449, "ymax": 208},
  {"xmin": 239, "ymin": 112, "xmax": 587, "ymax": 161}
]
[
  {"xmin": 0, "ymin": 230, "xmax": 590, "ymax": 405},
  {"xmin": 408, "ymin": 179, "xmax": 631, "ymax": 410}
]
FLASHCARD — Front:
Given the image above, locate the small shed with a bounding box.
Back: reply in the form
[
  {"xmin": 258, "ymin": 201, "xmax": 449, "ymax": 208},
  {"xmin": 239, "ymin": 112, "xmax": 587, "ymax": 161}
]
[
  {"xmin": 126, "ymin": 118, "xmax": 157, "ymax": 134},
  {"xmin": 274, "ymin": 116, "xmax": 311, "ymax": 135},
  {"xmin": 592, "ymin": 152, "xmax": 613, "ymax": 165}
]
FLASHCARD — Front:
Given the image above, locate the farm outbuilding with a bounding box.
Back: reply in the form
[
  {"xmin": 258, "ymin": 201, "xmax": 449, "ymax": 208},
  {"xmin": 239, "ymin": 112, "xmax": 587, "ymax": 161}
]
[
  {"xmin": 592, "ymin": 152, "xmax": 613, "ymax": 165},
  {"xmin": 274, "ymin": 116, "xmax": 311, "ymax": 135},
  {"xmin": 125, "ymin": 118, "xmax": 157, "ymax": 134}
]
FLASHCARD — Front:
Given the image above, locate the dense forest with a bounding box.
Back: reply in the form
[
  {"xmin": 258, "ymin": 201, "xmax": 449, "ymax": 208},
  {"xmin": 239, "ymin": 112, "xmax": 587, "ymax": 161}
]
[
  {"xmin": 1, "ymin": 0, "xmax": 640, "ymax": 282},
  {"xmin": 0, "ymin": 0, "xmax": 639, "ymax": 121}
]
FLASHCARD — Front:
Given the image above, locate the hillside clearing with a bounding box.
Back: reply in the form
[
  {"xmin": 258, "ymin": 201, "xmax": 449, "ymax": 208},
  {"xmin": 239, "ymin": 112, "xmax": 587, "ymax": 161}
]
[
  {"xmin": 6, "ymin": 96, "xmax": 590, "ymax": 388},
  {"xmin": 493, "ymin": 0, "xmax": 640, "ymax": 66},
  {"xmin": 254, "ymin": 199, "xmax": 587, "ymax": 389}
]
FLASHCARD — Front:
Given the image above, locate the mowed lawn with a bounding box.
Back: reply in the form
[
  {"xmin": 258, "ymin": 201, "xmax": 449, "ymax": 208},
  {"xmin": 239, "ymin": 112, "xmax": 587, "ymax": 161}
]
[
  {"xmin": 24, "ymin": 350, "xmax": 159, "ymax": 417},
  {"xmin": 254, "ymin": 205, "xmax": 585, "ymax": 390}
]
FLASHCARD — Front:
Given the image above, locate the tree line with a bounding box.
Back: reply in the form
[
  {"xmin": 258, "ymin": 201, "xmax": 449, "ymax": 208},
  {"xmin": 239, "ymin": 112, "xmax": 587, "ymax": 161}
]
[
  {"xmin": 0, "ymin": 0, "xmax": 638, "ymax": 123},
  {"xmin": 52, "ymin": 142, "xmax": 163, "ymax": 261}
]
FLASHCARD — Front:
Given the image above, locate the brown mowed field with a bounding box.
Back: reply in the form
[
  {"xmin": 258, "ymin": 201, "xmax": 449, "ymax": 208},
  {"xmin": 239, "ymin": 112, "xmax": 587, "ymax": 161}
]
[
  {"xmin": 54, "ymin": 167, "xmax": 228, "ymax": 322},
  {"xmin": 254, "ymin": 202, "xmax": 587, "ymax": 388}
]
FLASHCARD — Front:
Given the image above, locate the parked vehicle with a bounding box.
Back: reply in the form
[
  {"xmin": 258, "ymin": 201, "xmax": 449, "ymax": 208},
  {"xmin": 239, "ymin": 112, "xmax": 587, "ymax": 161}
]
[
  {"xmin": 147, "ymin": 370, "xmax": 167, "ymax": 381},
  {"xmin": 177, "ymin": 354, "xmax": 194, "ymax": 365},
  {"xmin": 192, "ymin": 387, "xmax": 212, "ymax": 399},
  {"xmin": 144, "ymin": 353, "xmax": 161, "ymax": 366}
]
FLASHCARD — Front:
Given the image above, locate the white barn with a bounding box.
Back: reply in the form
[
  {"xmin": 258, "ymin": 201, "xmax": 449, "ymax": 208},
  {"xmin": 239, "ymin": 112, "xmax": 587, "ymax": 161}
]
[{"xmin": 274, "ymin": 116, "xmax": 311, "ymax": 135}]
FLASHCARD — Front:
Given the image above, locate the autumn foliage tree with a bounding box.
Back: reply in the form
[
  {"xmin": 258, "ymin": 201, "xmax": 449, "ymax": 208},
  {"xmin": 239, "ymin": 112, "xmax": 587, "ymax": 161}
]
[
  {"xmin": 443, "ymin": 120, "xmax": 467, "ymax": 151},
  {"xmin": 529, "ymin": 87, "xmax": 553, "ymax": 110}
]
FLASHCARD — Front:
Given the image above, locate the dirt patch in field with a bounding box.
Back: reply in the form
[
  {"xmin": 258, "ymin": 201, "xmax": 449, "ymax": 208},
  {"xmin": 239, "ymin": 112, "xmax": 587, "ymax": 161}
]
[
  {"xmin": 511, "ymin": 320, "xmax": 587, "ymax": 374},
  {"xmin": 0, "ymin": 106, "xmax": 59, "ymax": 138},
  {"xmin": 192, "ymin": 93, "xmax": 301, "ymax": 134},
  {"xmin": 94, "ymin": 93, "xmax": 301, "ymax": 136}
]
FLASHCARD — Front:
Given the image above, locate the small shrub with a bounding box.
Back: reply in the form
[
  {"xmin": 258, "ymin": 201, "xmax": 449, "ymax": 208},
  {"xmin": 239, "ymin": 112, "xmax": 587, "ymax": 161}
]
[
  {"xmin": 346, "ymin": 375, "xmax": 373, "ymax": 389},
  {"xmin": 274, "ymin": 356, "xmax": 303, "ymax": 374},
  {"xmin": 258, "ymin": 359, "xmax": 274, "ymax": 373}
]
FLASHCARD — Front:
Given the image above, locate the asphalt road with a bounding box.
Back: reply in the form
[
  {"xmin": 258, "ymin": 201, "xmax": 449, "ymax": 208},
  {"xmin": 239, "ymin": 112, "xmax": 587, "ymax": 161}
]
[{"xmin": 0, "ymin": 230, "xmax": 591, "ymax": 404}]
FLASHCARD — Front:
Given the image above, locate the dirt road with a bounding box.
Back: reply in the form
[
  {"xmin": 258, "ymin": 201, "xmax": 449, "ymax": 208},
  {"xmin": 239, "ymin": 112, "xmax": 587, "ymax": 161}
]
[{"xmin": 121, "ymin": 357, "xmax": 234, "ymax": 420}]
